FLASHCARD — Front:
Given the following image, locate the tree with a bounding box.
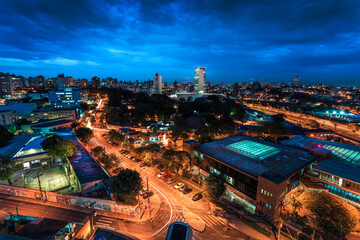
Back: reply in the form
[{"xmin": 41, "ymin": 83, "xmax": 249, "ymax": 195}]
[
  {"xmin": 75, "ymin": 127, "xmax": 94, "ymax": 143},
  {"xmin": 0, "ymin": 125, "xmax": 13, "ymax": 147},
  {"xmin": 47, "ymin": 140, "xmax": 77, "ymax": 160},
  {"xmin": 290, "ymin": 196, "xmax": 302, "ymax": 214},
  {"xmin": 306, "ymin": 191, "xmax": 357, "ymax": 238},
  {"xmin": 16, "ymin": 118, "xmax": 29, "ymax": 127},
  {"xmin": 272, "ymin": 114, "xmax": 285, "ymax": 124},
  {"xmin": 108, "ymin": 129, "xmax": 125, "ymax": 144},
  {"xmin": 91, "ymin": 146, "xmax": 105, "ymax": 158},
  {"xmin": 205, "ymin": 175, "xmax": 226, "ymax": 202},
  {"xmin": 40, "ymin": 135, "xmax": 64, "ymax": 150},
  {"xmin": 110, "ymin": 169, "xmax": 143, "ymax": 204},
  {"xmin": 80, "ymin": 102, "xmax": 90, "ymax": 111},
  {"xmin": 71, "ymin": 121, "xmax": 81, "ymax": 130},
  {"xmin": 0, "ymin": 154, "xmax": 21, "ymax": 184}
]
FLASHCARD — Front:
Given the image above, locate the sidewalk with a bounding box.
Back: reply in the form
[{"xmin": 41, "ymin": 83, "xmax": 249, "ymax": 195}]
[
  {"xmin": 0, "ymin": 192, "xmax": 161, "ymax": 223},
  {"xmin": 214, "ymin": 201, "xmax": 275, "ymax": 240}
]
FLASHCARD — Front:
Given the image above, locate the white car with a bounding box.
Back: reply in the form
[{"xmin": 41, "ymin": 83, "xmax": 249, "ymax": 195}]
[{"xmin": 157, "ymin": 172, "xmax": 166, "ymax": 178}]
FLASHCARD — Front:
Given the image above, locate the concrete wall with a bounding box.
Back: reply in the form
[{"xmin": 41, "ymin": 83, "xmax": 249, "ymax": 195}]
[{"xmin": 0, "ymin": 184, "xmax": 139, "ymax": 216}]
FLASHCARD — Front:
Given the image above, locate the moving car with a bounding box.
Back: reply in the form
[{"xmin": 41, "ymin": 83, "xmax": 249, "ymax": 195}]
[
  {"xmin": 157, "ymin": 172, "xmax": 166, "ymax": 178},
  {"xmin": 192, "ymin": 193, "xmax": 203, "ymax": 201},
  {"xmin": 174, "ymin": 183, "xmax": 184, "ymax": 190},
  {"xmin": 166, "ymin": 178, "xmax": 175, "ymax": 184},
  {"xmin": 161, "ymin": 174, "xmax": 170, "ymax": 180}
]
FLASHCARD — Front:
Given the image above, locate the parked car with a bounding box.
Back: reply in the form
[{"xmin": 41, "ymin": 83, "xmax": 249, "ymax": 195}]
[
  {"xmin": 113, "ymin": 167, "xmax": 123, "ymax": 174},
  {"xmin": 179, "ymin": 185, "xmax": 188, "ymax": 192},
  {"xmin": 174, "ymin": 183, "xmax": 184, "ymax": 190},
  {"xmin": 161, "ymin": 174, "xmax": 170, "ymax": 180},
  {"xmin": 183, "ymin": 187, "xmax": 193, "ymax": 195},
  {"xmin": 157, "ymin": 172, "xmax": 166, "ymax": 178},
  {"xmin": 166, "ymin": 178, "xmax": 175, "ymax": 184},
  {"xmin": 192, "ymin": 193, "xmax": 203, "ymax": 201},
  {"xmin": 143, "ymin": 191, "xmax": 154, "ymax": 199},
  {"xmin": 134, "ymin": 158, "xmax": 141, "ymax": 162},
  {"xmin": 139, "ymin": 162, "xmax": 146, "ymax": 167}
]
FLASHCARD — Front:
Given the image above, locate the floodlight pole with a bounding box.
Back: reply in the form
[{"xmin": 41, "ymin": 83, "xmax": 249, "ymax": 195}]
[{"xmin": 33, "ymin": 173, "xmax": 45, "ymax": 203}]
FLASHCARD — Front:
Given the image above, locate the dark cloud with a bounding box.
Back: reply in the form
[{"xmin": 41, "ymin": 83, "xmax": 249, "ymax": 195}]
[{"xmin": 0, "ymin": 0, "xmax": 359, "ymax": 84}]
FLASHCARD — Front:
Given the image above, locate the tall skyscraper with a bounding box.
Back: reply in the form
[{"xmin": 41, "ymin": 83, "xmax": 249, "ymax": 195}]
[
  {"xmin": 294, "ymin": 76, "xmax": 300, "ymax": 85},
  {"xmin": 194, "ymin": 67, "xmax": 206, "ymax": 93},
  {"xmin": 153, "ymin": 73, "xmax": 162, "ymax": 94}
]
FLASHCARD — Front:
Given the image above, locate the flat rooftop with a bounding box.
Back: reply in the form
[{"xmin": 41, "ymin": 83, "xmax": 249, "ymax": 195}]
[
  {"xmin": 58, "ymin": 131, "xmax": 110, "ymax": 184},
  {"xmin": 15, "ymin": 218, "xmax": 67, "ymax": 240},
  {"xmin": 314, "ymin": 159, "xmax": 360, "ymax": 184},
  {"xmin": 281, "ymin": 135, "xmax": 360, "ymax": 167},
  {"xmin": 0, "ymin": 134, "xmax": 37, "ymax": 157},
  {"xmin": 195, "ymin": 135, "xmax": 316, "ymax": 183},
  {"xmin": 32, "ymin": 118, "xmax": 72, "ymax": 128}
]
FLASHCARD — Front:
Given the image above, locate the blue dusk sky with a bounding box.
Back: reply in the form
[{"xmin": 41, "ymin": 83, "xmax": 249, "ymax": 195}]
[{"xmin": 0, "ymin": 0, "xmax": 359, "ymax": 84}]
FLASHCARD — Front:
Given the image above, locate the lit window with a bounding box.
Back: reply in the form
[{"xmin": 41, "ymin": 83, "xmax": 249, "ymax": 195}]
[
  {"xmin": 264, "ymin": 190, "xmax": 267, "ymax": 195},
  {"xmin": 261, "ymin": 189, "xmax": 263, "ymax": 194},
  {"xmin": 266, "ymin": 203, "xmax": 268, "ymax": 208},
  {"xmin": 269, "ymin": 205, "xmax": 271, "ymax": 210}
]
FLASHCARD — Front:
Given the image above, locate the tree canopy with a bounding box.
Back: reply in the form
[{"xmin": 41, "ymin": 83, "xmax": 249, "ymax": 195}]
[
  {"xmin": 205, "ymin": 175, "xmax": 227, "ymax": 203},
  {"xmin": 0, "ymin": 154, "xmax": 21, "ymax": 182},
  {"xmin": 40, "ymin": 135, "xmax": 64, "ymax": 150},
  {"xmin": 75, "ymin": 127, "xmax": 94, "ymax": 143},
  {"xmin": 106, "ymin": 88, "xmax": 175, "ymax": 124},
  {"xmin": 0, "ymin": 125, "xmax": 13, "ymax": 148},
  {"xmin": 306, "ymin": 191, "xmax": 357, "ymax": 238},
  {"xmin": 41, "ymin": 135, "xmax": 77, "ymax": 160},
  {"xmin": 110, "ymin": 169, "xmax": 143, "ymax": 204}
]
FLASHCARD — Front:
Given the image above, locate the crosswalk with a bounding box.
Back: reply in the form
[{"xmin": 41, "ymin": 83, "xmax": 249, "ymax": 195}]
[
  {"xmin": 200, "ymin": 214, "xmax": 226, "ymax": 227},
  {"xmin": 95, "ymin": 216, "xmax": 114, "ymax": 227}
]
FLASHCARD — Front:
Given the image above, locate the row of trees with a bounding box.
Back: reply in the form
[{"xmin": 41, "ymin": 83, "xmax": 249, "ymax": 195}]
[{"xmin": 91, "ymin": 146, "xmax": 119, "ymax": 168}]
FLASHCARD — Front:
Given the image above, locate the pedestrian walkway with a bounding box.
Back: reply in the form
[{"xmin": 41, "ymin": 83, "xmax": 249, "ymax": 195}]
[
  {"xmin": 95, "ymin": 215, "xmax": 114, "ymax": 227},
  {"xmin": 200, "ymin": 214, "xmax": 226, "ymax": 227}
]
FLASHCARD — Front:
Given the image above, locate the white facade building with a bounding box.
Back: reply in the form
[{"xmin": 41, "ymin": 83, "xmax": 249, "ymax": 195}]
[
  {"xmin": 194, "ymin": 67, "xmax": 206, "ymax": 93},
  {"xmin": 153, "ymin": 73, "xmax": 162, "ymax": 94}
]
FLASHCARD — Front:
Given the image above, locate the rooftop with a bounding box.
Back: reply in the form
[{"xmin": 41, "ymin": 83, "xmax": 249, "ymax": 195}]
[
  {"xmin": 58, "ymin": 131, "xmax": 110, "ymax": 184},
  {"xmin": 195, "ymin": 135, "xmax": 316, "ymax": 183},
  {"xmin": 281, "ymin": 135, "xmax": 360, "ymax": 167},
  {"xmin": 314, "ymin": 159, "xmax": 360, "ymax": 184},
  {"xmin": 15, "ymin": 218, "xmax": 68, "ymax": 240},
  {"xmin": 31, "ymin": 118, "xmax": 72, "ymax": 128},
  {"xmin": 0, "ymin": 134, "xmax": 37, "ymax": 157}
]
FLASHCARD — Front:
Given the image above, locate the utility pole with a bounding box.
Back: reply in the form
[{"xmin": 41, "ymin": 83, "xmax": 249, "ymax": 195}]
[
  {"xmin": 33, "ymin": 173, "xmax": 45, "ymax": 203},
  {"xmin": 89, "ymin": 202, "xmax": 96, "ymax": 233},
  {"xmin": 147, "ymin": 177, "xmax": 151, "ymax": 217}
]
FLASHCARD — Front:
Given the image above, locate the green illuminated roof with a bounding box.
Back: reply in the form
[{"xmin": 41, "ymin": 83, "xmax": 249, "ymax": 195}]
[{"xmin": 226, "ymin": 140, "xmax": 281, "ymax": 160}]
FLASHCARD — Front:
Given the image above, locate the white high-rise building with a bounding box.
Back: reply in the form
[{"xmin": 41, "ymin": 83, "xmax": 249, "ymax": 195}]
[
  {"xmin": 294, "ymin": 76, "xmax": 300, "ymax": 85},
  {"xmin": 194, "ymin": 67, "xmax": 206, "ymax": 93},
  {"xmin": 153, "ymin": 73, "xmax": 162, "ymax": 94}
]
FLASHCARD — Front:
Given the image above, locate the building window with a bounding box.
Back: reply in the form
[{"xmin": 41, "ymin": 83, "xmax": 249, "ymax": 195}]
[
  {"xmin": 269, "ymin": 205, "xmax": 271, "ymax": 210},
  {"xmin": 266, "ymin": 203, "xmax": 268, "ymax": 208},
  {"xmin": 264, "ymin": 190, "xmax": 266, "ymax": 195},
  {"xmin": 261, "ymin": 189, "xmax": 263, "ymax": 194}
]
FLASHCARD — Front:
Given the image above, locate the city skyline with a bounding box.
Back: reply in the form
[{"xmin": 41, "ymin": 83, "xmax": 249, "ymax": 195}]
[{"xmin": 0, "ymin": 0, "xmax": 359, "ymax": 84}]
